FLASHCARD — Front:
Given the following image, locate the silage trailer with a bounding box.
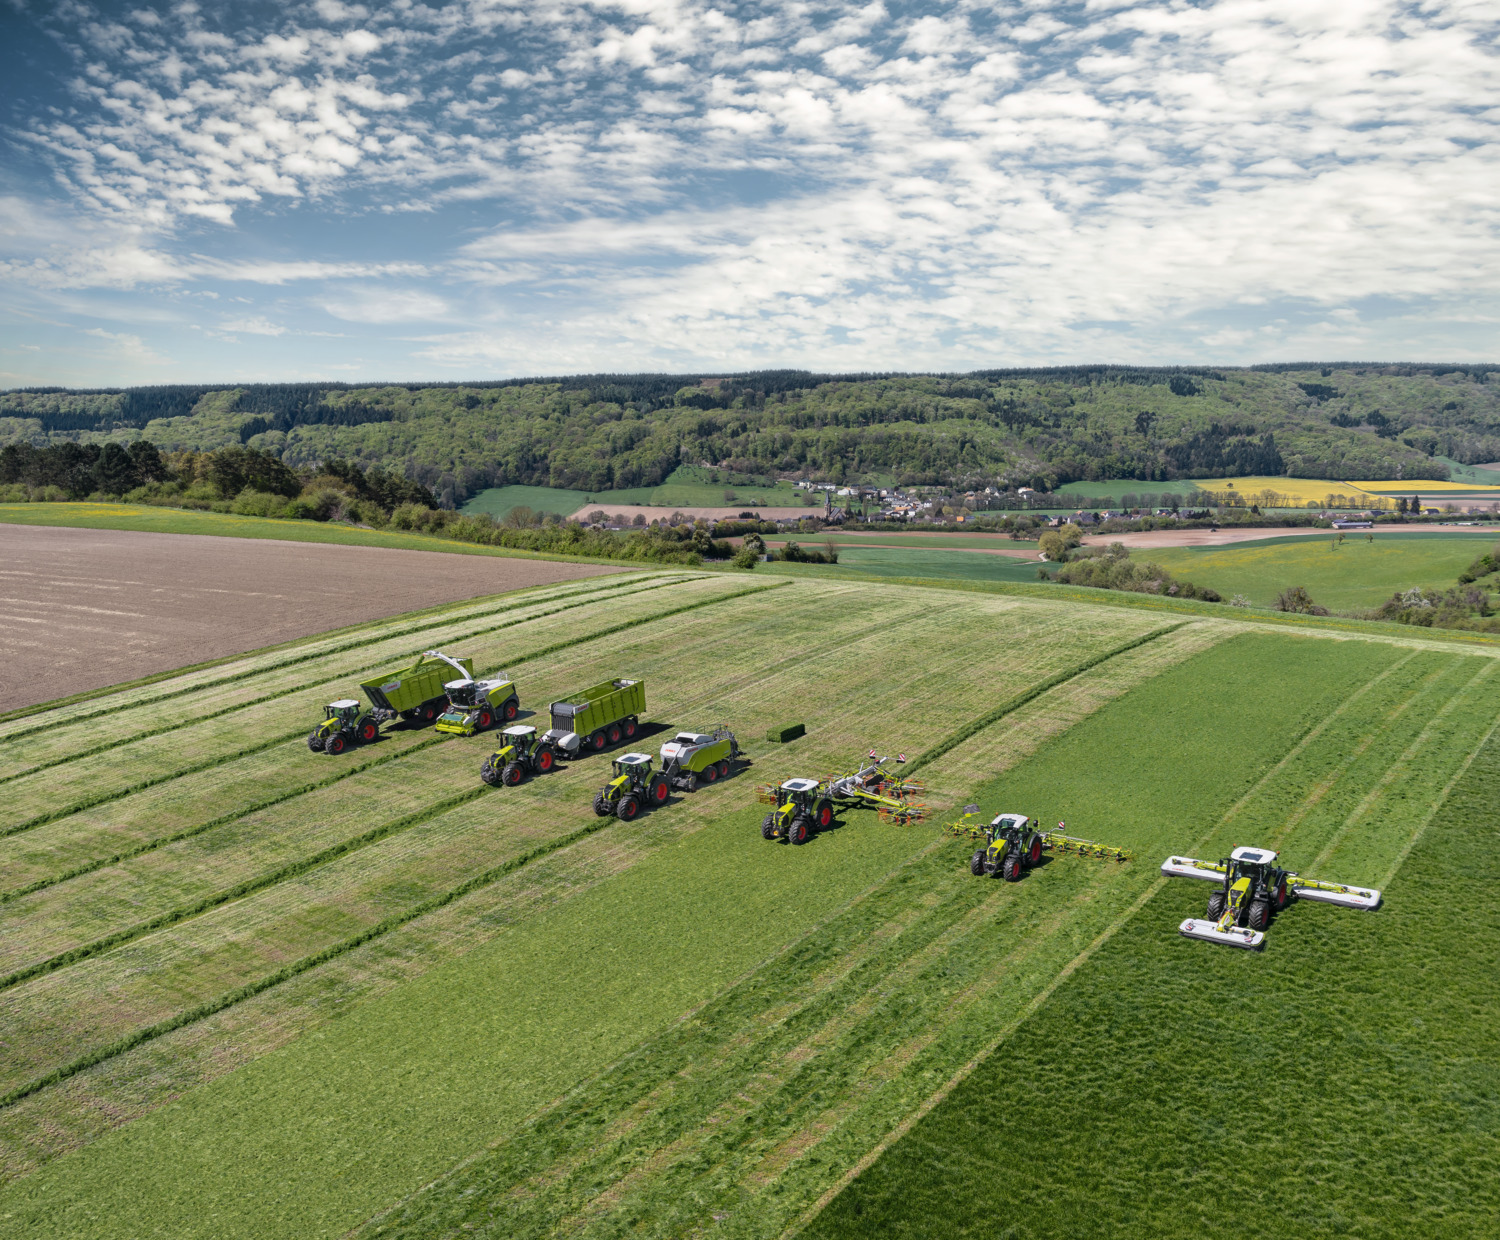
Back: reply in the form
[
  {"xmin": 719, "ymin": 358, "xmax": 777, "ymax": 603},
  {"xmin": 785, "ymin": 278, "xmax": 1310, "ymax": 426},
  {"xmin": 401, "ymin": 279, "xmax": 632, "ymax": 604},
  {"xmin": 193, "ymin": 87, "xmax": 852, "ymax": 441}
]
[{"xmin": 540, "ymin": 678, "xmax": 646, "ymax": 757}]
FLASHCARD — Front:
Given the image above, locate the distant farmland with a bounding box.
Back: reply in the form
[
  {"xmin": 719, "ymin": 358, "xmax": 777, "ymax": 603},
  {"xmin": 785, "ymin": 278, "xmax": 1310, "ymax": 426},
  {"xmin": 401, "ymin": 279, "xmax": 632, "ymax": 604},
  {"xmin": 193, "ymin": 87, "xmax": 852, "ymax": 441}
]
[{"xmin": 0, "ymin": 571, "xmax": 1495, "ymax": 1239}]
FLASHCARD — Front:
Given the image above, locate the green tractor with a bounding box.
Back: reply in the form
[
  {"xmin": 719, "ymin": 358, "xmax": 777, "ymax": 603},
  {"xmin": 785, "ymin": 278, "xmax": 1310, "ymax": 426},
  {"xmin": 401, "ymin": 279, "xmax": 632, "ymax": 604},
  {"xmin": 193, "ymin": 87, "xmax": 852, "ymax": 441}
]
[
  {"xmin": 593, "ymin": 753, "xmax": 671, "ymax": 821},
  {"xmin": 479, "ymin": 725, "xmax": 558, "ymax": 787},
  {"xmin": 758, "ymin": 777, "xmax": 835, "ymax": 845},
  {"xmin": 970, "ymin": 812, "xmax": 1047, "ymax": 882},
  {"xmin": 307, "ymin": 699, "xmax": 379, "ymax": 754}
]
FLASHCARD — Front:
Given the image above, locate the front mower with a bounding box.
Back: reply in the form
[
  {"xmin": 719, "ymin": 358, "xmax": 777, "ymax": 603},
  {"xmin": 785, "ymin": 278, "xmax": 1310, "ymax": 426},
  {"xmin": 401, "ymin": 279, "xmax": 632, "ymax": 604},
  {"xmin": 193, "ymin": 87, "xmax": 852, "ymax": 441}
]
[{"xmin": 593, "ymin": 753, "xmax": 670, "ymax": 821}]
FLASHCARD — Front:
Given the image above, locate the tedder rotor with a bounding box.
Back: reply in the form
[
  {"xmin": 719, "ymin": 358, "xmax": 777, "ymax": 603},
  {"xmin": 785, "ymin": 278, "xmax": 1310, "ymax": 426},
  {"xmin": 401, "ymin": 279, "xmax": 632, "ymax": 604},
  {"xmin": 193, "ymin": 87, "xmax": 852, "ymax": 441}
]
[
  {"xmin": 946, "ymin": 807, "xmax": 1133, "ymax": 882},
  {"xmin": 1162, "ymin": 845, "xmax": 1381, "ymax": 950},
  {"xmin": 821, "ymin": 752, "xmax": 929, "ymax": 824}
]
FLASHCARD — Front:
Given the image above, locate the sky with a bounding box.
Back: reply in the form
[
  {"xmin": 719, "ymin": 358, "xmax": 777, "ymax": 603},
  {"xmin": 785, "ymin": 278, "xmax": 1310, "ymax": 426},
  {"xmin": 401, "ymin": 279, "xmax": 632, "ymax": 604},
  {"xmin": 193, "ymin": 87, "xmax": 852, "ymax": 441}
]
[{"xmin": 1, "ymin": 0, "xmax": 1497, "ymax": 387}]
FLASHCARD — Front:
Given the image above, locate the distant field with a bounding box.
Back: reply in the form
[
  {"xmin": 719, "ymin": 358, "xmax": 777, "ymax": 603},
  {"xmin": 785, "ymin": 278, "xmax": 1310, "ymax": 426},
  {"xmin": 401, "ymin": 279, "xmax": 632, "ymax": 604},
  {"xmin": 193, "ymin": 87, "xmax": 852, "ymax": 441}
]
[
  {"xmin": 762, "ymin": 545, "xmax": 1053, "ymax": 584},
  {"xmin": 1142, "ymin": 531, "xmax": 1497, "ymax": 611},
  {"xmin": 0, "ymin": 574, "xmax": 1496, "ymax": 1239},
  {"xmin": 1054, "ymin": 474, "xmax": 1500, "ymax": 506},
  {"xmin": 462, "ymin": 466, "xmax": 812, "ymax": 519}
]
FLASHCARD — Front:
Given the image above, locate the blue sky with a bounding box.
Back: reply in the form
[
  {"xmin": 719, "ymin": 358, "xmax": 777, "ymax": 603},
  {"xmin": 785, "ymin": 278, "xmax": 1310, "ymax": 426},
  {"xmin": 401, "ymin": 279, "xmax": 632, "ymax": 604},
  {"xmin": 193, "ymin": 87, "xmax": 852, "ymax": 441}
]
[{"xmin": 1, "ymin": 0, "xmax": 1497, "ymax": 386}]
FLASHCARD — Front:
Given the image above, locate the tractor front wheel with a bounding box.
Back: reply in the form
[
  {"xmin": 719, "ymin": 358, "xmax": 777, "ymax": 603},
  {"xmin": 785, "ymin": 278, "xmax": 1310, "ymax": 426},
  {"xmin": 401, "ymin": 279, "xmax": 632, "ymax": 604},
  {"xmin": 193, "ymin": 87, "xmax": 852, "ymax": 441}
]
[
  {"xmin": 1247, "ymin": 899, "xmax": 1271, "ymax": 931},
  {"xmin": 480, "ymin": 761, "xmax": 501, "ymax": 788},
  {"xmin": 616, "ymin": 794, "xmax": 640, "ymax": 822},
  {"xmin": 593, "ymin": 792, "xmax": 612, "ymax": 817},
  {"xmin": 814, "ymin": 800, "xmax": 833, "ymax": 829},
  {"xmin": 649, "ymin": 775, "xmax": 670, "ymax": 805},
  {"xmin": 1002, "ymin": 854, "xmax": 1023, "ymax": 882},
  {"xmin": 307, "ymin": 731, "xmax": 325, "ymax": 752},
  {"xmin": 325, "ymin": 733, "xmax": 347, "ymax": 755},
  {"xmin": 970, "ymin": 850, "xmax": 987, "ymax": 876},
  {"xmin": 1206, "ymin": 890, "xmax": 1227, "ymax": 921},
  {"xmin": 762, "ymin": 813, "xmax": 777, "ymax": 840},
  {"xmin": 501, "ymin": 762, "xmax": 524, "ymax": 787},
  {"xmin": 536, "ymin": 747, "xmax": 555, "ymax": 773},
  {"xmin": 788, "ymin": 815, "xmax": 811, "ymax": 845}
]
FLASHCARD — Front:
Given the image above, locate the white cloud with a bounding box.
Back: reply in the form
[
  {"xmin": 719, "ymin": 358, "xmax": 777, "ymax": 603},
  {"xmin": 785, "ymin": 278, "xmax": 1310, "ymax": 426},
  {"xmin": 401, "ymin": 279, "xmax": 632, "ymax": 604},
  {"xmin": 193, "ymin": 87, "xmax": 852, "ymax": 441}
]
[
  {"xmin": 220, "ymin": 315, "xmax": 287, "ymax": 335},
  {"xmin": 322, "ymin": 288, "xmax": 450, "ymax": 322}
]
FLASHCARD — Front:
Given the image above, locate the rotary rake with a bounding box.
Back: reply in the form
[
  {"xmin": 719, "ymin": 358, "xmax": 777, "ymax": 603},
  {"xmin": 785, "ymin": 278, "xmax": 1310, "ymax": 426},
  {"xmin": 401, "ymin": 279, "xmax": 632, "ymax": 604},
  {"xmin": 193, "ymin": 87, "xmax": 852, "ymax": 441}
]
[{"xmin": 821, "ymin": 752, "xmax": 929, "ymax": 824}]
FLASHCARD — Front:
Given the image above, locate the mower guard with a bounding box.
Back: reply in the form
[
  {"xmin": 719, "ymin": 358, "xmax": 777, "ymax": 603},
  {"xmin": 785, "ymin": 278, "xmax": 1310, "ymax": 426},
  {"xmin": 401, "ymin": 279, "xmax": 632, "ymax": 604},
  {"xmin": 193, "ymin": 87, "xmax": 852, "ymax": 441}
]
[
  {"xmin": 1178, "ymin": 917, "xmax": 1264, "ymax": 950},
  {"xmin": 1160, "ymin": 855, "xmax": 1226, "ymax": 882},
  {"xmin": 1289, "ymin": 880, "xmax": 1382, "ymax": 910}
]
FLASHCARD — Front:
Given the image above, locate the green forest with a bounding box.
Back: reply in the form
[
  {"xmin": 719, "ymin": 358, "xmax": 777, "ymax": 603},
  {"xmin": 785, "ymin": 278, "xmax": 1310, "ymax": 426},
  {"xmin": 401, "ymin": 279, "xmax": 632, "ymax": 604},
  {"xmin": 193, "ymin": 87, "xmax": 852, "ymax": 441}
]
[{"xmin": 3, "ymin": 364, "xmax": 1497, "ymax": 507}]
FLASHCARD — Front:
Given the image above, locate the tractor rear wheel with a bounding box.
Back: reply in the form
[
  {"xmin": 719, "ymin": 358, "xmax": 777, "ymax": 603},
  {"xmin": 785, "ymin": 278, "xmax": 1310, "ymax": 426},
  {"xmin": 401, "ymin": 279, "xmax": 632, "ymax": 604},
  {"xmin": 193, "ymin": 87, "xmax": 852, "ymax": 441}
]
[
  {"xmin": 1206, "ymin": 890, "xmax": 1227, "ymax": 920},
  {"xmin": 1247, "ymin": 899, "xmax": 1271, "ymax": 931},
  {"xmin": 616, "ymin": 794, "xmax": 640, "ymax": 821},
  {"xmin": 1274, "ymin": 882, "xmax": 1289, "ymax": 911},
  {"xmin": 307, "ymin": 731, "xmax": 325, "ymax": 752},
  {"xmin": 717, "ymin": 759, "xmax": 730, "ymax": 778},
  {"xmin": 593, "ymin": 792, "xmax": 612, "ymax": 817},
  {"xmin": 701, "ymin": 762, "xmax": 718, "ymax": 784},
  {"xmin": 788, "ymin": 815, "xmax": 811, "ymax": 845},
  {"xmin": 814, "ymin": 800, "xmax": 833, "ymax": 829},
  {"xmin": 649, "ymin": 775, "xmax": 670, "ymax": 805},
  {"xmin": 762, "ymin": 813, "xmax": 777, "ymax": 840},
  {"xmin": 536, "ymin": 747, "xmax": 555, "ymax": 773},
  {"xmin": 502, "ymin": 762, "xmax": 524, "ymax": 787},
  {"xmin": 359, "ymin": 719, "xmax": 379, "ymax": 743},
  {"xmin": 325, "ymin": 733, "xmax": 347, "ymax": 755},
  {"xmin": 1002, "ymin": 854, "xmax": 1023, "ymax": 882},
  {"xmin": 1028, "ymin": 836, "xmax": 1043, "ymax": 866},
  {"xmin": 590, "ymin": 730, "xmax": 607, "ymax": 752},
  {"xmin": 480, "ymin": 761, "xmax": 501, "ymax": 787},
  {"xmin": 970, "ymin": 850, "xmax": 987, "ymax": 876},
  {"xmin": 623, "ymin": 718, "xmax": 638, "ymax": 739},
  {"xmin": 503, "ymin": 699, "xmax": 519, "ymax": 722}
]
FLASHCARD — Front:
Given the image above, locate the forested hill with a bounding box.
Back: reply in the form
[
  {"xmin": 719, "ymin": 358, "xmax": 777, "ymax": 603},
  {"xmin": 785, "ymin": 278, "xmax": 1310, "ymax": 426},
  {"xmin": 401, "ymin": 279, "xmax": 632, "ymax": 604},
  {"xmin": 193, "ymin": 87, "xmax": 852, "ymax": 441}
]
[{"xmin": 4, "ymin": 364, "xmax": 1497, "ymax": 507}]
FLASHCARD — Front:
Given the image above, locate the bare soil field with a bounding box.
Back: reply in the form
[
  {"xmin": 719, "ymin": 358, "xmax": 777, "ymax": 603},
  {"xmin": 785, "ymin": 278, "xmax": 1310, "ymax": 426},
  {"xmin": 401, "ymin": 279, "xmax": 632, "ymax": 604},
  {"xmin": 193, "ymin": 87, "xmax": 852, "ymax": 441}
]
[{"xmin": 0, "ymin": 526, "xmax": 620, "ymax": 713}]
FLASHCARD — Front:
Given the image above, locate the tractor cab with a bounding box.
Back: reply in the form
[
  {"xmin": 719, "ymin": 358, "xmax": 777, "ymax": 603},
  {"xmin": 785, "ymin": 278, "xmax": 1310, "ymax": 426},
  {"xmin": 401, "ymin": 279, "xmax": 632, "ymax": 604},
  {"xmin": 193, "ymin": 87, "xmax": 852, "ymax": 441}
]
[
  {"xmin": 495, "ymin": 724, "xmax": 536, "ymax": 754},
  {"xmin": 985, "ymin": 812, "xmax": 1031, "ymax": 846},
  {"xmin": 325, "ymin": 699, "xmax": 361, "ymax": 725},
  {"xmin": 613, "ymin": 752, "xmax": 654, "ymax": 779},
  {"xmin": 1227, "ymin": 845, "xmax": 1280, "ymax": 885},
  {"xmin": 779, "ymin": 777, "xmax": 822, "ymax": 812},
  {"xmin": 443, "ymin": 679, "xmax": 480, "ymax": 708}
]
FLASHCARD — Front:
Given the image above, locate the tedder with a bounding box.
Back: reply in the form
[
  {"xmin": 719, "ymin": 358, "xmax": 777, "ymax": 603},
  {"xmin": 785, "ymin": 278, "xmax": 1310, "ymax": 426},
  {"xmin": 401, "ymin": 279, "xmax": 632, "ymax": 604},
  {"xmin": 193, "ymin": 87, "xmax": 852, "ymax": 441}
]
[
  {"xmin": 309, "ymin": 649, "xmax": 479, "ymax": 753},
  {"xmin": 479, "ymin": 725, "xmax": 558, "ymax": 787},
  {"xmin": 593, "ymin": 753, "xmax": 671, "ymax": 821},
  {"xmin": 1162, "ymin": 846, "xmax": 1382, "ymax": 950},
  {"xmin": 542, "ymin": 678, "xmax": 646, "ymax": 758},
  {"xmin": 659, "ymin": 726, "xmax": 741, "ymax": 790},
  {"xmin": 948, "ymin": 808, "xmax": 1132, "ymax": 881},
  {"xmin": 431, "ymin": 651, "xmax": 520, "ymax": 737}
]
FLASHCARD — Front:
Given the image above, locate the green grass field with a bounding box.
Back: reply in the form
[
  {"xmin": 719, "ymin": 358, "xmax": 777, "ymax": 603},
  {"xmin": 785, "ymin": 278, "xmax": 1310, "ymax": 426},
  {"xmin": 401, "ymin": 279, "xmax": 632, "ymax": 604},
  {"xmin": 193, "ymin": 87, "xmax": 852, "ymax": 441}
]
[
  {"xmin": 0, "ymin": 570, "xmax": 1495, "ymax": 1239},
  {"xmin": 762, "ymin": 546, "xmax": 1053, "ymax": 584},
  {"xmin": 1144, "ymin": 531, "xmax": 1498, "ymax": 610},
  {"xmin": 462, "ymin": 467, "xmax": 810, "ymax": 518}
]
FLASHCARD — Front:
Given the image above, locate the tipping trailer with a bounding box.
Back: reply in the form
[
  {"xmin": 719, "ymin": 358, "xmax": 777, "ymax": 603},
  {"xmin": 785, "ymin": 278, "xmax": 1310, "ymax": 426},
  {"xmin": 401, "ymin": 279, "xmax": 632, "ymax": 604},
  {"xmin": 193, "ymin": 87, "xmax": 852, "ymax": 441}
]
[
  {"xmin": 1162, "ymin": 845, "xmax": 1381, "ymax": 950},
  {"xmin": 541, "ymin": 678, "xmax": 645, "ymax": 757}
]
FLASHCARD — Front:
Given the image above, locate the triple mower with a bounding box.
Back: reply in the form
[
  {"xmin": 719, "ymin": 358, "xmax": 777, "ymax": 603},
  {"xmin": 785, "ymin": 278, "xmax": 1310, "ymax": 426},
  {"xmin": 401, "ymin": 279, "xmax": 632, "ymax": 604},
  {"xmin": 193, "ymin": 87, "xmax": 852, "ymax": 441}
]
[
  {"xmin": 479, "ymin": 725, "xmax": 558, "ymax": 787},
  {"xmin": 593, "ymin": 753, "xmax": 671, "ymax": 821},
  {"xmin": 1162, "ymin": 846, "xmax": 1381, "ymax": 950},
  {"xmin": 948, "ymin": 807, "xmax": 1133, "ymax": 881}
]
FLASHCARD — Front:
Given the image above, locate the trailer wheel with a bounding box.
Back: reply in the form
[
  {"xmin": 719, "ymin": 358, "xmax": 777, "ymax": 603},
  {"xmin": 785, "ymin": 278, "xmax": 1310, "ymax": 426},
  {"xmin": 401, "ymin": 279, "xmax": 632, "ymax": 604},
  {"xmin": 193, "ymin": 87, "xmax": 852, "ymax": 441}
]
[
  {"xmin": 307, "ymin": 731, "xmax": 325, "ymax": 752},
  {"xmin": 814, "ymin": 800, "xmax": 833, "ymax": 829},
  {"xmin": 616, "ymin": 794, "xmax": 640, "ymax": 821},
  {"xmin": 717, "ymin": 759, "xmax": 730, "ymax": 779},
  {"xmin": 1247, "ymin": 899, "xmax": 1271, "ymax": 932},
  {"xmin": 762, "ymin": 813, "xmax": 777, "ymax": 840},
  {"xmin": 503, "ymin": 698, "xmax": 518, "ymax": 722},
  {"xmin": 325, "ymin": 733, "xmax": 347, "ymax": 755},
  {"xmin": 594, "ymin": 792, "xmax": 612, "ymax": 817},
  {"xmin": 650, "ymin": 775, "xmax": 670, "ymax": 804},
  {"xmin": 701, "ymin": 763, "xmax": 718, "ymax": 784},
  {"xmin": 590, "ymin": 730, "xmax": 607, "ymax": 752},
  {"xmin": 536, "ymin": 747, "xmax": 555, "ymax": 773},
  {"xmin": 1002, "ymin": 854, "xmax": 1023, "ymax": 882},
  {"xmin": 502, "ymin": 762, "xmax": 524, "ymax": 787},
  {"xmin": 970, "ymin": 850, "xmax": 987, "ymax": 876},
  {"xmin": 1206, "ymin": 890, "xmax": 1226, "ymax": 920},
  {"xmin": 480, "ymin": 761, "xmax": 501, "ymax": 787},
  {"xmin": 607, "ymin": 722, "xmax": 622, "ymax": 745},
  {"xmin": 1028, "ymin": 836, "xmax": 1043, "ymax": 866},
  {"xmin": 788, "ymin": 815, "xmax": 811, "ymax": 845},
  {"xmin": 623, "ymin": 718, "xmax": 638, "ymax": 739}
]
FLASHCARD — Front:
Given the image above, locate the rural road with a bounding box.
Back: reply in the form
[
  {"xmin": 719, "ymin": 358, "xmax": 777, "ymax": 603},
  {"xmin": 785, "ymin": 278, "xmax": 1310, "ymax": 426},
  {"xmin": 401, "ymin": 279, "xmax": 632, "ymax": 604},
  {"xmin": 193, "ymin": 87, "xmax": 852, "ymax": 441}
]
[{"xmin": 0, "ymin": 526, "xmax": 619, "ymax": 713}]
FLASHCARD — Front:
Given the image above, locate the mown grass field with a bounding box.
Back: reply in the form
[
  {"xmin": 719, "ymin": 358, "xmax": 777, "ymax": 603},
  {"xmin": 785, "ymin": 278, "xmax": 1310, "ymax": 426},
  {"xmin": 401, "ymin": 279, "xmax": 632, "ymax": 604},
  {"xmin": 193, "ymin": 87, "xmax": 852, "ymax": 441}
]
[
  {"xmin": 1144, "ymin": 531, "xmax": 1498, "ymax": 610},
  {"xmin": 462, "ymin": 468, "xmax": 809, "ymax": 518},
  {"xmin": 761, "ymin": 546, "xmax": 1051, "ymax": 585},
  {"xmin": 0, "ymin": 571, "xmax": 1495, "ymax": 1239}
]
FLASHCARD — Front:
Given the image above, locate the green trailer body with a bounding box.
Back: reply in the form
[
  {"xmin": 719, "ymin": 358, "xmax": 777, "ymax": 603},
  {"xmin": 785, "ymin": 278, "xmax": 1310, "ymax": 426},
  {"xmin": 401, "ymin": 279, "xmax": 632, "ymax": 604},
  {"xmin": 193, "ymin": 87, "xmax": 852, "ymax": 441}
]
[
  {"xmin": 360, "ymin": 654, "xmax": 474, "ymax": 720},
  {"xmin": 543, "ymin": 678, "xmax": 645, "ymax": 755}
]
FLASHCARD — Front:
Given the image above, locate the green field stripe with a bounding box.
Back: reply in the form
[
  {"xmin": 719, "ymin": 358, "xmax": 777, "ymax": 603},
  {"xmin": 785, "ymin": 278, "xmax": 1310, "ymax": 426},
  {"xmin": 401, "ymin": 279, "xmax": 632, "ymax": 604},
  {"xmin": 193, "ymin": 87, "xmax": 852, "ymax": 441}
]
[
  {"xmin": 0, "ymin": 575, "xmax": 690, "ymax": 785},
  {"xmin": 0, "ymin": 811, "xmax": 628, "ymax": 1112},
  {"xmin": 0, "ymin": 579, "xmax": 768, "ymax": 845},
  {"xmin": 0, "ymin": 575, "xmax": 687, "ymax": 748},
  {"xmin": 0, "ymin": 785, "xmax": 494, "ymax": 995},
  {"xmin": 904, "ymin": 622, "xmax": 1186, "ymax": 775}
]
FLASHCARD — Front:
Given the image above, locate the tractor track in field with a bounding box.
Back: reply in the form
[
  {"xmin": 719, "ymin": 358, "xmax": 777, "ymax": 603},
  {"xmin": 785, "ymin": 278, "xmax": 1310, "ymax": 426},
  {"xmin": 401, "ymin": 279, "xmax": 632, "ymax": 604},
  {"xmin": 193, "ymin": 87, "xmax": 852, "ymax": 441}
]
[
  {"xmin": 0, "ymin": 581, "xmax": 782, "ymax": 844},
  {"xmin": 0, "ymin": 576, "xmax": 695, "ymax": 788},
  {"xmin": 0, "ymin": 574, "xmax": 693, "ymax": 746}
]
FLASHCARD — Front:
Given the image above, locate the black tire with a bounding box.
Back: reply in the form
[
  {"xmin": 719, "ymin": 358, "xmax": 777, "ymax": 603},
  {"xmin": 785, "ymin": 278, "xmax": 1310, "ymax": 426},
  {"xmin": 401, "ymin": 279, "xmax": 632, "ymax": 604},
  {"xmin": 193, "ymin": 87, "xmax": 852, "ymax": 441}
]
[
  {"xmin": 1002, "ymin": 854, "xmax": 1023, "ymax": 882},
  {"xmin": 970, "ymin": 850, "xmax": 987, "ymax": 876},
  {"xmin": 476, "ymin": 709, "xmax": 493, "ymax": 732},
  {"xmin": 1206, "ymin": 890, "xmax": 1227, "ymax": 921},
  {"xmin": 1274, "ymin": 881, "xmax": 1289, "ymax": 911},
  {"xmin": 590, "ymin": 730, "xmax": 607, "ymax": 752},
  {"xmin": 503, "ymin": 698, "xmax": 519, "ymax": 722},
  {"xmin": 701, "ymin": 762, "xmax": 719, "ymax": 784},
  {"xmin": 421, "ymin": 701, "xmax": 440, "ymax": 723},
  {"xmin": 502, "ymin": 762, "xmax": 524, "ymax": 787},
  {"xmin": 325, "ymin": 732, "xmax": 347, "ymax": 755},
  {"xmin": 717, "ymin": 759, "xmax": 730, "ymax": 778},
  {"xmin": 1028, "ymin": 835, "xmax": 1043, "ymax": 866},
  {"xmin": 762, "ymin": 813, "xmax": 777, "ymax": 840},
  {"xmin": 535, "ymin": 747, "xmax": 556, "ymax": 773},
  {"xmin": 307, "ymin": 730, "xmax": 325, "ymax": 752},
  {"xmin": 623, "ymin": 717, "xmax": 638, "ymax": 739},
  {"xmin": 608, "ymin": 722, "xmax": 623, "ymax": 745},
  {"xmin": 649, "ymin": 775, "xmax": 670, "ymax": 805},
  {"xmin": 1247, "ymin": 899, "xmax": 1271, "ymax": 932},
  {"xmin": 358, "ymin": 718, "xmax": 379, "ymax": 744},
  {"xmin": 788, "ymin": 815, "xmax": 811, "ymax": 845},
  {"xmin": 594, "ymin": 792, "xmax": 612, "ymax": 817},
  {"xmin": 814, "ymin": 800, "xmax": 833, "ymax": 829},
  {"xmin": 616, "ymin": 794, "xmax": 640, "ymax": 822},
  {"xmin": 480, "ymin": 761, "xmax": 501, "ymax": 787}
]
